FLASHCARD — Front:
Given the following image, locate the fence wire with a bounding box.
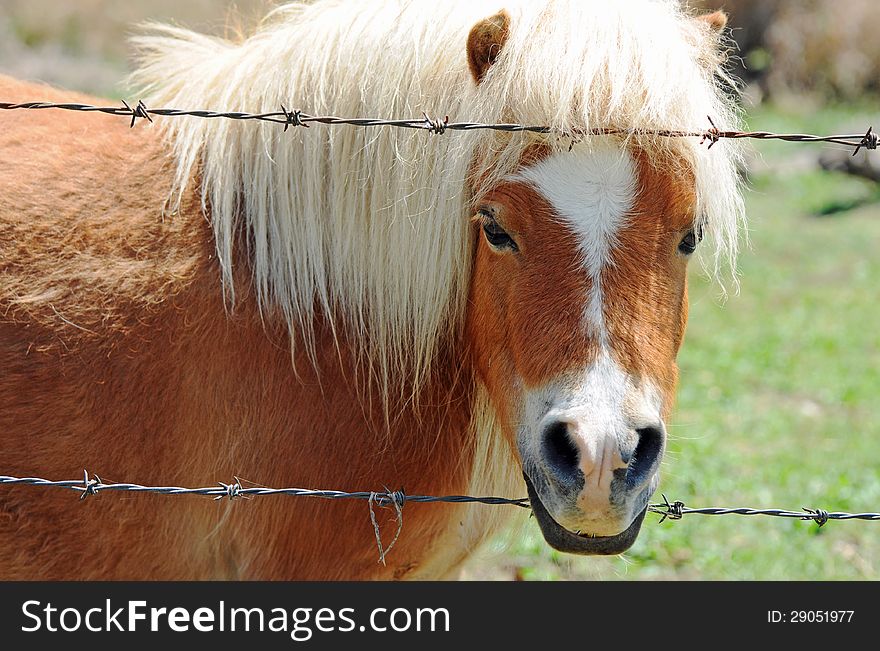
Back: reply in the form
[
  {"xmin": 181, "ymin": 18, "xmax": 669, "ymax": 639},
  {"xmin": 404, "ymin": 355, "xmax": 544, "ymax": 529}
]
[
  {"xmin": 0, "ymin": 471, "xmax": 529, "ymax": 507},
  {"xmin": 647, "ymin": 494, "xmax": 880, "ymax": 527},
  {"xmin": 0, "ymin": 100, "xmax": 877, "ymax": 155},
  {"xmin": 2, "ymin": 472, "xmax": 879, "ymax": 527}
]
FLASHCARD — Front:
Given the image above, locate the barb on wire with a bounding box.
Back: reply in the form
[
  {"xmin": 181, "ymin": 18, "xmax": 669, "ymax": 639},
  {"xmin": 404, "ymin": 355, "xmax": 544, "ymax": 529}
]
[
  {"xmin": 699, "ymin": 115, "xmax": 721, "ymax": 149},
  {"xmin": 852, "ymin": 126, "xmax": 877, "ymax": 156},
  {"xmin": 121, "ymin": 99, "xmax": 152, "ymax": 128},
  {"xmin": 653, "ymin": 494, "xmax": 684, "ymax": 523},
  {"xmin": 79, "ymin": 469, "xmax": 101, "ymax": 501},
  {"xmin": 804, "ymin": 508, "xmax": 830, "ymax": 527},
  {"xmin": 280, "ymin": 104, "xmax": 307, "ymax": 131},
  {"xmin": 1, "ymin": 101, "xmax": 878, "ymax": 155},
  {"xmin": 215, "ymin": 478, "xmax": 248, "ymax": 501},
  {"xmin": 422, "ymin": 112, "xmax": 449, "ymax": 135}
]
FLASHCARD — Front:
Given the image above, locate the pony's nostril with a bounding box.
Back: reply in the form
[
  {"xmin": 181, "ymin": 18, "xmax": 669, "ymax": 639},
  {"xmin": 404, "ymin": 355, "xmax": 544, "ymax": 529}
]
[
  {"xmin": 626, "ymin": 425, "xmax": 664, "ymax": 489},
  {"xmin": 541, "ymin": 421, "xmax": 581, "ymax": 487}
]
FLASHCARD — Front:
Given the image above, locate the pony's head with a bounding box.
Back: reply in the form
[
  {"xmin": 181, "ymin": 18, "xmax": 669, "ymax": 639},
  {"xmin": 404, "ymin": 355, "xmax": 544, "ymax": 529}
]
[
  {"xmin": 461, "ymin": 5, "xmax": 741, "ymax": 552},
  {"xmin": 467, "ymin": 142, "xmax": 698, "ymax": 552},
  {"xmin": 132, "ymin": 0, "xmax": 744, "ymax": 556}
]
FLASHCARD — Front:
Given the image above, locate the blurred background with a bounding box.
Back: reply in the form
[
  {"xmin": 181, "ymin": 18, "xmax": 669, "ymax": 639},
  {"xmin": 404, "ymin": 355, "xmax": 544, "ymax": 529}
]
[{"xmin": 1, "ymin": 1, "xmax": 878, "ymax": 579}]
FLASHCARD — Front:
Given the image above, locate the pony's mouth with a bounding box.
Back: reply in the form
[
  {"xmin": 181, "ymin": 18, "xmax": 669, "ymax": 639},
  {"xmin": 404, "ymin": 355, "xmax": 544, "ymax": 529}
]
[{"xmin": 523, "ymin": 473, "xmax": 647, "ymax": 555}]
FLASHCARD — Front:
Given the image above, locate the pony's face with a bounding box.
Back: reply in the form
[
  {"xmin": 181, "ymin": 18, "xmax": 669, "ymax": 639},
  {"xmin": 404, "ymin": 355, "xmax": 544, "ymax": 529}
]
[
  {"xmin": 462, "ymin": 5, "xmax": 728, "ymax": 556},
  {"xmin": 466, "ymin": 143, "xmax": 697, "ymax": 554}
]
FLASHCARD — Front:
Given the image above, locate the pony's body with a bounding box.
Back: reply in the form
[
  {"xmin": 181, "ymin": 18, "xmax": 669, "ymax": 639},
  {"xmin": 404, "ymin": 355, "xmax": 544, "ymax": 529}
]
[
  {"xmin": 0, "ymin": 1, "xmax": 743, "ymax": 579},
  {"xmin": 0, "ymin": 76, "xmax": 508, "ymax": 579}
]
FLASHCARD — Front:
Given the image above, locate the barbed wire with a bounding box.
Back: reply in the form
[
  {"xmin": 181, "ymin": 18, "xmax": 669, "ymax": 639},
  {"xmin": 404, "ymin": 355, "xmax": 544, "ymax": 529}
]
[
  {"xmin": 0, "ymin": 471, "xmax": 529, "ymax": 507},
  {"xmin": 3, "ymin": 472, "xmax": 879, "ymax": 528},
  {"xmin": 0, "ymin": 100, "xmax": 877, "ymax": 155},
  {"xmin": 0, "ymin": 471, "xmax": 529, "ymax": 563},
  {"xmin": 647, "ymin": 494, "xmax": 880, "ymax": 527}
]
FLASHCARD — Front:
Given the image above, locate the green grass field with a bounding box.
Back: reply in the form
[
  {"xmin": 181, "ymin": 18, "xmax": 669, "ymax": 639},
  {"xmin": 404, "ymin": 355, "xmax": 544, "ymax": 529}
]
[{"xmin": 465, "ymin": 101, "xmax": 880, "ymax": 580}]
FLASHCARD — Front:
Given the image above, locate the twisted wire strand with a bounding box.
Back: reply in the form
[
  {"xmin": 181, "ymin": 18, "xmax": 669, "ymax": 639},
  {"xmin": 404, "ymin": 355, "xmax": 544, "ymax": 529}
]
[
  {"xmin": 0, "ymin": 101, "xmax": 876, "ymax": 154},
  {"xmin": 3, "ymin": 474, "xmax": 880, "ymax": 528},
  {"xmin": 647, "ymin": 494, "xmax": 880, "ymax": 527},
  {"xmin": 0, "ymin": 474, "xmax": 530, "ymax": 508},
  {"xmin": 649, "ymin": 505, "xmax": 880, "ymax": 522}
]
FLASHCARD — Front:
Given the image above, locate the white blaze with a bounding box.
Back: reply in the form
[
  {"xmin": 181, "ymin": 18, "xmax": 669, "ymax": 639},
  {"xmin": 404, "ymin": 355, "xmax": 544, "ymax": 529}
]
[
  {"xmin": 513, "ymin": 144, "xmax": 637, "ymax": 344},
  {"xmin": 513, "ymin": 145, "xmax": 657, "ymax": 528}
]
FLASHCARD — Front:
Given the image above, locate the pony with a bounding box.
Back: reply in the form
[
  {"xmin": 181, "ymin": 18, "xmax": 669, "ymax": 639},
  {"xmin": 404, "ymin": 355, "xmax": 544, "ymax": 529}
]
[{"xmin": 0, "ymin": 0, "xmax": 744, "ymax": 579}]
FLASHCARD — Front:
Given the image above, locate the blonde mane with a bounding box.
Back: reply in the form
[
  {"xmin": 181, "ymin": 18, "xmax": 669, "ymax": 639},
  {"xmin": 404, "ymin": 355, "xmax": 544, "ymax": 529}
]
[{"xmin": 130, "ymin": 0, "xmax": 745, "ymax": 396}]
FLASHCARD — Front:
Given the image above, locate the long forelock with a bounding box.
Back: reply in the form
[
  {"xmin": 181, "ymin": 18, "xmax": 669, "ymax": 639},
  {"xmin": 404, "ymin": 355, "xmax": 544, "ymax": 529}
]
[
  {"xmin": 128, "ymin": 0, "xmax": 745, "ymax": 400},
  {"xmin": 470, "ymin": 0, "xmax": 745, "ymax": 287}
]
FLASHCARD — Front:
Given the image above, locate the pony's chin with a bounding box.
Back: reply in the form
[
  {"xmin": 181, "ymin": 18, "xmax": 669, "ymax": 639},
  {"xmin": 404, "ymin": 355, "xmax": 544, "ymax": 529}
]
[{"xmin": 523, "ymin": 473, "xmax": 647, "ymax": 556}]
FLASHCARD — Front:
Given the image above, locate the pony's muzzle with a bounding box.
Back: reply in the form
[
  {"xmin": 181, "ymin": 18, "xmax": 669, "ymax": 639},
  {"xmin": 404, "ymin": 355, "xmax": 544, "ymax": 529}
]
[{"xmin": 535, "ymin": 415, "xmax": 666, "ymax": 537}]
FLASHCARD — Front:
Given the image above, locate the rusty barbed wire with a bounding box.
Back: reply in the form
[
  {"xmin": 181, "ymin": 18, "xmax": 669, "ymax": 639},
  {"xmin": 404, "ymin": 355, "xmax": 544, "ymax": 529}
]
[
  {"xmin": 0, "ymin": 100, "xmax": 877, "ymax": 155},
  {"xmin": 3, "ymin": 473, "xmax": 879, "ymax": 529}
]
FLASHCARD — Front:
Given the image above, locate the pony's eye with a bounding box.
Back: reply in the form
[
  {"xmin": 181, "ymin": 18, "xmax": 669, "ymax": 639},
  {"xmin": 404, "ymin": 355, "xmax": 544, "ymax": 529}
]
[
  {"xmin": 678, "ymin": 229, "xmax": 699, "ymax": 255},
  {"xmin": 479, "ymin": 210, "xmax": 518, "ymax": 252}
]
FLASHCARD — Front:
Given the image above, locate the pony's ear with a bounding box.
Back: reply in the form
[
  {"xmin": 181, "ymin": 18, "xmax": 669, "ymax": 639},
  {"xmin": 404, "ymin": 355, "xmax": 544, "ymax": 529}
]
[
  {"xmin": 466, "ymin": 10, "xmax": 510, "ymax": 84},
  {"xmin": 696, "ymin": 10, "xmax": 727, "ymax": 32}
]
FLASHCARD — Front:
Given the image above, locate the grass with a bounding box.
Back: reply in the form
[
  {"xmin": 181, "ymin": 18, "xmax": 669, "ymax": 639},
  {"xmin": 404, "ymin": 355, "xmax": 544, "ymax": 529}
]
[{"xmin": 465, "ymin": 101, "xmax": 880, "ymax": 580}]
